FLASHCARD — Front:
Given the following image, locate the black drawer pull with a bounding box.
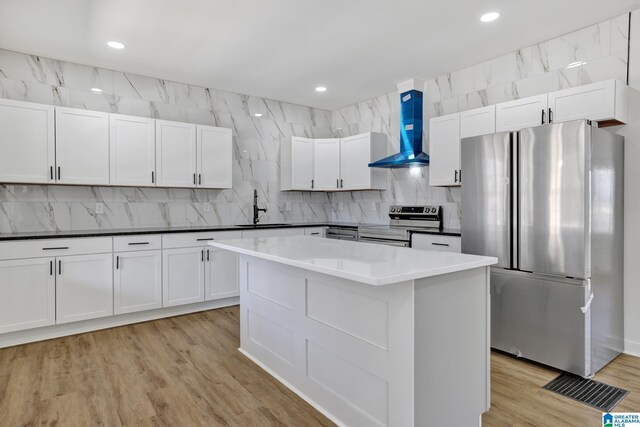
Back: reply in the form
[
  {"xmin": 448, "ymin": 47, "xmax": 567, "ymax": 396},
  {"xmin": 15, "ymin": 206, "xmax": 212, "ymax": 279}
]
[
  {"xmin": 431, "ymin": 242, "xmax": 450, "ymax": 247},
  {"xmin": 310, "ymin": 232, "xmax": 320, "ymax": 235},
  {"xmin": 196, "ymin": 238, "xmax": 214, "ymax": 241},
  {"xmin": 42, "ymin": 246, "xmax": 69, "ymax": 250},
  {"xmin": 128, "ymin": 242, "xmax": 150, "ymax": 245}
]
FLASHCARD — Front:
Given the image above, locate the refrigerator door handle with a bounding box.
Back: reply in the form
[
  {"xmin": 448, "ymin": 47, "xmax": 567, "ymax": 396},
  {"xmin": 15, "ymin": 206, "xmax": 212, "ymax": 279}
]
[{"xmin": 512, "ymin": 131, "xmax": 519, "ymax": 270}]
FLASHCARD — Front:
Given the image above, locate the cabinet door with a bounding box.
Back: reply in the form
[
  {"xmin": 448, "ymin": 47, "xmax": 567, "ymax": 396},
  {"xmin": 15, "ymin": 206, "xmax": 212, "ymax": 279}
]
[
  {"xmin": 291, "ymin": 137, "xmax": 315, "ymax": 190},
  {"xmin": 0, "ymin": 99, "xmax": 55, "ymax": 184},
  {"xmin": 460, "ymin": 105, "xmax": 496, "ymax": 138},
  {"xmin": 205, "ymin": 248, "xmax": 238, "ymax": 300},
  {"xmin": 313, "ymin": 138, "xmax": 341, "ymax": 191},
  {"xmin": 56, "ymin": 253, "xmax": 113, "ymax": 324},
  {"xmin": 340, "ymin": 133, "xmax": 371, "ymax": 190},
  {"xmin": 162, "ymin": 247, "xmax": 205, "ymax": 307},
  {"xmin": 196, "ymin": 125, "xmax": 232, "ymax": 189},
  {"xmin": 429, "ymin": 113, "xmax": 460, "ymax": 187},
  {"xmin": 114, "ymin": 250, "xmax": 162, "ymax": 315},
  {"xmin": 110, "ymin": 114, "xmax": 156, "ymax": 186},
  {"xmin": 495, "ymin": 94, "xmax": 548, "ymax": 132},
  {"xmin": 0, "ymin": 258, "xmax": 55, "ymax": 334},
  {"xmin": 156, "ymin": 120, "xmax": 197, "ymax": 187},
  {"xmin": 55, "ymin": 107, "xmax": 110, "ymax": 185},
  {"xmin": 548, "ymin": 79, "xmax": 621, "ymax": 124}
]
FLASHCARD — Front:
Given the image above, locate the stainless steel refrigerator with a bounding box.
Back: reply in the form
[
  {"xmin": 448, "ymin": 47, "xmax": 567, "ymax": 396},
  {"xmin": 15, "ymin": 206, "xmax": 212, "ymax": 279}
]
[{"xmin": 461, "ymin": 119, "xmax": 624, "ymax": 377}]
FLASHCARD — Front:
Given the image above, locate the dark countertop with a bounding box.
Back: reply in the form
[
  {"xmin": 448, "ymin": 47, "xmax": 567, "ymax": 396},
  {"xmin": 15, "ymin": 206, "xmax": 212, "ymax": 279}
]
[
  {"xmin": 0, "ymin": 222, "xmax": 460, "ymax": 241},
  {"xmin": 409, "ymin": 228, "xmax": 461, "ymax": 237}
]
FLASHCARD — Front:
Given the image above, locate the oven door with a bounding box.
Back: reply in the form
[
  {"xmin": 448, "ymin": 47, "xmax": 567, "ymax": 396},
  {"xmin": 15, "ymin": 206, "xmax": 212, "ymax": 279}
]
[{"xmin": 358, "ymin": 236, "xmax": 410, "ymax": 247}]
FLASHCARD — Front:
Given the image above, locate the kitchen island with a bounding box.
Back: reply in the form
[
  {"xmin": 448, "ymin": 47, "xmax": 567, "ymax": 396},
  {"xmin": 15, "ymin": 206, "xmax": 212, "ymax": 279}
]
[{"xmin": 209, "ymin": 236, "xmax": 497, "ymax": 427}]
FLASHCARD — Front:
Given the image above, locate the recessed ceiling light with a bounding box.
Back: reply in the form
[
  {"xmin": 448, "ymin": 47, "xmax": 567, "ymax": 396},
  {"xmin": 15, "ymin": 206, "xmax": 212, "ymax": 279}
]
[
  {"xmin": 254, "ymin": 113, "xmax": 263, "ymax": 117},
  {"xmin": 90, "ymin": 87, "xmax": 103, "ymax": 93},
  {"xmin": 315, "ymin": 86, "xmax": 327, "ymax": 93},
  {"xmin": 567, "ymin": 61, "xmax": 587, "ymax": 69},
  {"xmin": 480, "ymin": 12, "xmax": 500, "ymax": 22},
  {"xmin": 107, "ymin": 41, "xmax": 126, "ymax": 49}
]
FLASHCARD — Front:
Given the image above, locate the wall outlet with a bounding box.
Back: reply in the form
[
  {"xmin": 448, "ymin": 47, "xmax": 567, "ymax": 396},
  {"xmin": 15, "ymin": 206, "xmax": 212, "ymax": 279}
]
[
  {"xmin": 95, "ymin": 203, "xmax": 104, "ymax": 214},
  {"xmin": 204, "ymin": 202, "xmax": 211, "ymax": 212}
]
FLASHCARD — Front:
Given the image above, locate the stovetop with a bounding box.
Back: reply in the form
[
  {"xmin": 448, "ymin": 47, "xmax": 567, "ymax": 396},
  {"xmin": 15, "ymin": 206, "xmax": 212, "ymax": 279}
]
[{"xmin": 358, "ymin": 205, "xmax": 444, "ymax": 240}]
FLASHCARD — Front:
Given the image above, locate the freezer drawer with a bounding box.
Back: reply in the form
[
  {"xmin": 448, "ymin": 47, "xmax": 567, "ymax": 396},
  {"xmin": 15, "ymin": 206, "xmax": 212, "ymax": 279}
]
[{"xmin": 491, "ymin": 269, "xmax": 591, "ymax": 376}]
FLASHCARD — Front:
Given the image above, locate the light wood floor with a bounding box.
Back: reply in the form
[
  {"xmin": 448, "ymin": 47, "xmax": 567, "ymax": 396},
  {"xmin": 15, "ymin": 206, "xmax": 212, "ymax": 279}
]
[{"xmin": 0, "ymin": 306, "xmax": 638, "ymax": 426}]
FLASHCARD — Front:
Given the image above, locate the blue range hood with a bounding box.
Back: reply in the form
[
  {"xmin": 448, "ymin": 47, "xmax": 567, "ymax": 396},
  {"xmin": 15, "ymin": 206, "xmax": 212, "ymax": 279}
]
[{"xmin": 369, "ymin": 79, "xmax": 429, "ymax": 168}]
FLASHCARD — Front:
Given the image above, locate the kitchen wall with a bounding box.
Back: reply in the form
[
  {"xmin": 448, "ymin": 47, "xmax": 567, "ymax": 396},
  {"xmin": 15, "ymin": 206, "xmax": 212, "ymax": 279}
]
[
  {"xmin": 0, "ymin": 49, "xmax": 334, "ymax": 232},
  {"xmin": 330, "ymin": 12, "xmax": 630, "ymax": 229}
]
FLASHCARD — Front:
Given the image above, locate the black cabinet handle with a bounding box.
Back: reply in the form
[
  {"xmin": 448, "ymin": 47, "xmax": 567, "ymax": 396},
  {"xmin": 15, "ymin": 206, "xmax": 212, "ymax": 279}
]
[
  {"xmin": 50, "ymin": 260, "xmax": 53, "ymax": 276},
  {"xmin": 151, "ymin": 171, "xmax": 155, "ymax": 184},
  {"xmin": 116, "ymin": 256, "xmax": 119, "ymax": 269},
  {"xmin": 50, "ymin": 166, "xmax": 54, "ymax": 180},
  {"xmin": 548, "ymin": 108, "xmax": 553, "ymax": 123},
  {"xmin": 311, "ymin": 179, "xmax": 314, "ymax": 189},
  {"xmin": 128, "ymin": 242, "xmax": 150, "ymax": 245},
  {"xmin": 340, "ymin": 179, "xmax": 344, "ymax": 188},
  {"xmin": 431, "ymin": 242, "xmax": 450, "ymax": 247},
  {"xmin": 196, "ymin": 238, "xmax": 214, "ymax": 241},
  {"xmin": 201, "ymin": 249, "xmax": 204, "ymax": 262},
  {"xmin": 459, "ymin": 169, "xmax": 462, "ymax": 183},
  {"xmin": 336, "ymin": 179, "xmax": 339, "ymax": 188},
  {"xmin": 454, "ymin": 170, "xmax": 458, "ymax": 183},
  {"xmin": 541, "ymin": 109, "xmax": 545, "ymax": 124},
  {"xmin": 193, "ymin": 173, "xmax": 196, "ymax": 185},
  {"xmin": 58, "ymin": 260, "xmax": 62, "ymax": 275},
  {"xmin": 42, "ymin": 246, "xmax": 69, "ymax": 251},
  {"xmin": 198, "ymin": 174, "xmax": 202, "ymax": 185},
  {"xmin": 206, "ymin": 249, "xmax": 210, "ymax": 261},
  {"xmin": 57, "ymin": 166, "xmax": 61, "ymax": 180},
  {"xmin": 310, "ymin": 232, "xmax": 320, "ymax": 235}
]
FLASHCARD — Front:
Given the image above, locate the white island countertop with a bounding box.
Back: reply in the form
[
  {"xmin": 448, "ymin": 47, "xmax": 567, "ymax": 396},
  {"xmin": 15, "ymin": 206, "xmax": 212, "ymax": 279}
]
[{"xmin": 209, "ymin": 235, "xmax": 497, "ymax": 286}]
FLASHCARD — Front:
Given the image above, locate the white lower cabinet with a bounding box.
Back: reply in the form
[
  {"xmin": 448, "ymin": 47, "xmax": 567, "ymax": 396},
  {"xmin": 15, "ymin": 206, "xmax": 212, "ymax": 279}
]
[
  {"xmin": 241, "ymin": 228, "xmax": 305, "ymax": 238},
  {"xmin": 205, "ymin": 248, "xmax": 239, "ymax": 300},
  {"xmin": 56, "ymin": 253, "xmax": 114, "ymax": 324},
  {"xmin": 0, "ymin": 258, "xmax": 56, "ymax": 334},
  {"xmin": 411, "ymin": 234, "xmax": 461, "ymax": 253},
  {"xmin": 114, "ymin": 250, "xmax": 162, "ymax": 314},
  {"xmin": 162, "ymin": 247, "xmax": 206, "ymax": 307}
]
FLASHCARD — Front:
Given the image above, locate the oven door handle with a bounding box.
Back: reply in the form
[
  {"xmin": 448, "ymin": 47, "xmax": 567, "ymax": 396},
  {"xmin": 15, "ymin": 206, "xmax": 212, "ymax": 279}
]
[{"xmin": 358, "ymin": 236, "xmax": 409, "ymax": 247}]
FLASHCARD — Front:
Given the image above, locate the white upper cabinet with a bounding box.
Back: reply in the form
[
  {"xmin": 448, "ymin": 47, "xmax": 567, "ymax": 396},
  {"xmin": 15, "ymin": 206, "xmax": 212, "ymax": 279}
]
[
  {"xmin": 339, "ymin": 133, "xmax": 386, "ymax": 190},
  {"xmin": 109, "ymin": 114, "xmax": 156, "ymax": 187},
  {"xmin": 314, "ymin": 138, "xmax": 341, "ymax": 191},
  {"xmin": 196, "ymin": 125, "xmax": 232, "ymax": 189},
  {"xmin": 460, "ymin": 105, "xmax": 496, "ymax": 138},
  {"xmin": 429, "ymin": 113, "xmax": 460, "ymax": 187},
  {"xmin": 284, "ymin": 137, "xmax": 315, "ymax": 190},
  {"xmin": 155, "ymin": 120, "xmax": 197, "ymax": 188},
  {"xmin": 0, "ymin": 99, "xmax": 55, "ymax": 184},
  {"xmin": 548, "ymin": 79, "xmax": 628, "ymax": 125},
  {"xmin": 55, "ymin": 107, "xmax": 110, "ymax": 185},
  {"xmin": 495, "ymin": 94, "xmax": 549, "ymax": 132}
]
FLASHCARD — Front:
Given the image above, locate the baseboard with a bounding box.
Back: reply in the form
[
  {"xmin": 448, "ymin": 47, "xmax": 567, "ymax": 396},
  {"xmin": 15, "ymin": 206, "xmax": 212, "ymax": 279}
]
[
  {"xmin": 238, "ymin": 347, "xmax": 346, "ymax": 427},
  {"xmin": 0, "ymin": 297, "xmax": 239, "ymax": 349},
  {"xmin": 624, "ymin": 339, "xmax": 640, "ymax": 357}
]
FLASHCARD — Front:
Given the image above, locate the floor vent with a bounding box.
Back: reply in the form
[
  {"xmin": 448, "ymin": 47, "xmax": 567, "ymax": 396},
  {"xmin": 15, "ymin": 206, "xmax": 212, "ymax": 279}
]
[{"xmin": 543, "ymin": 373, "xmax": 629, "ymax": 412}]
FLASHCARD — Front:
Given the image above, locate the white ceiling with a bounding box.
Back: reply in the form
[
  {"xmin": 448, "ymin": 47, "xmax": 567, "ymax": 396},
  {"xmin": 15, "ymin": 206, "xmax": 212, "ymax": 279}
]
[{"xmin": 0, "ymin": 0, "xmax": 638, "ymax": 110}]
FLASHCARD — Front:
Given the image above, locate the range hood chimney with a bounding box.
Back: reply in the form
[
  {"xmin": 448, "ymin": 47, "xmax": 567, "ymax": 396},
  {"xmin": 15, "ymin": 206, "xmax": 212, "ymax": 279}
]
[{"xmin": 368, "ymin": 78, "xmax": 429, "ymax": 168}]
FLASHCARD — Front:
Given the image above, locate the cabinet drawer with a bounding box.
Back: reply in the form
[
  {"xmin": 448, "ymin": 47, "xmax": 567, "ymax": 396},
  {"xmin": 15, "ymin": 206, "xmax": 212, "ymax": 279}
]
[
  {"xmin": 411, "ymin": 234, "xmax": 461, "ymax": 253},
  {"xmin": 0, "ymin": 237, "xmax": 113, "ymax": 260},
  {"xmin": 162, "ymin": 231, "xmax": 242, "ymax": 249},
  {"xmin": 114, "ymin": 235, "xmax": 162, "ymax": 252}
]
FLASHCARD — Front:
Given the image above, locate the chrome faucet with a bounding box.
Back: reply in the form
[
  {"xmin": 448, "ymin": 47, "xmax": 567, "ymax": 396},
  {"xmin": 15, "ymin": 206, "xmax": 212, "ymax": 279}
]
[{"xmin": 253, "ymin": 189, "xmax": 267, "ymax": 224}]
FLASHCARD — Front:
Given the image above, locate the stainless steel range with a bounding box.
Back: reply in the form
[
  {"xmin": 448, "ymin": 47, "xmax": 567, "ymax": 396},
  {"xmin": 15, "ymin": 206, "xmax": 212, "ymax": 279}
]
[{"xmin": 358, "ymin": 205, "xmax": 442, "ymax": 247}]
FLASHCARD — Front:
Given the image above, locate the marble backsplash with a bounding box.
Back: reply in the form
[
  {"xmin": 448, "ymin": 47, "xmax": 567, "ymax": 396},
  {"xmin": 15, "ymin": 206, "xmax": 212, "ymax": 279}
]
[
  {"xmin": 0, "ymin": 49, "xmax": 335, "ymax": 233},
  {"xmin": 330, "ymin": 12, "xmax": 630, "ymax": 228}
]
